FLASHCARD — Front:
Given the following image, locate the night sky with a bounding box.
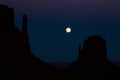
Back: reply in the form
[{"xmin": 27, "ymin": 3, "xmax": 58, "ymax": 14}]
[{"xmin": 0, "ymin": 0, "xmax": 120, "ymax": 62}]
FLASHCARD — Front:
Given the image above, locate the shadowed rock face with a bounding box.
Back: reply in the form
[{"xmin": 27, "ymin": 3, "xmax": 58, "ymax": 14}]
[
  {"xmin": 0, "ymin": 4, "xmax": 58, "ymax": 79},
  {"xmin": 67, "ymin": 36, "xmax": 108, "ymax": 72},
  {"xmin": 0, "ymin": 4, "xmax": 29, "ymax": 57},
  {"xmin": 0, "ymin": 5, "xmax": 15, "ymax": 53},
  {"xmin": 0, "ymin": 4, "xmax": 15, "ymax": 36},
  {"xmin": 79, "ymin": 35, "xmax": 108, "ymax": 64},
  {"xmin": 63, "ymin": 35, "xmax": 120, "ymax": 80}
]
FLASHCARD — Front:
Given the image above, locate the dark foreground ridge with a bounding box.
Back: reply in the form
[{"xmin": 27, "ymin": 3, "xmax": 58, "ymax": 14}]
[{"xmin": 0, "ymin": 4, "xmax": 120, "ymax": 80}]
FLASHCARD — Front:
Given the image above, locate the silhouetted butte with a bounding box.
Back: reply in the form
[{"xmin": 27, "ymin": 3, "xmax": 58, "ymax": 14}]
[
  {"xmin": 0, "ymin": 4, "xmax": 58, "ymax": 79},
  {"xmin": 62, "ymin": 35, "xmax": 120, "ymax": 80}
]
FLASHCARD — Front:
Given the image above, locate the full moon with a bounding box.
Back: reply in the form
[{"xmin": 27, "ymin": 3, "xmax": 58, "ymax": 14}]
[{"xmin": 66, "ymin": 27, "xmax": 71, "ymax": 33}]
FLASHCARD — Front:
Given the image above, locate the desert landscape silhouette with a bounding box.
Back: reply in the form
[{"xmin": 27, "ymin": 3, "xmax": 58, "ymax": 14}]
[{"xmin": 0, "ymin": 4, "xmax": 120, "ymax": 80}]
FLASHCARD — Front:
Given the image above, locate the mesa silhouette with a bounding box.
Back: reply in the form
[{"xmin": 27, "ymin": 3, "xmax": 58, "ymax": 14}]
[
  {"xmin": 0, "ymin": 4, "xmax": 120, "ymax": 80},
  {"xmin": 0, "ymin": 4, "xmax": 58, "ymax": 79}
]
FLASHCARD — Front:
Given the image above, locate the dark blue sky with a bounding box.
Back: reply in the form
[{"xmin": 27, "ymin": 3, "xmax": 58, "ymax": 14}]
[{"xmin": 0, "ymin": 0, "xmax": 120, "ymax": 62}]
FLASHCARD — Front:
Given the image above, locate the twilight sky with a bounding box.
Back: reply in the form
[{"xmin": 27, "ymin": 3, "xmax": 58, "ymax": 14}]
[{"xmin": 0, "ymin": 0, "xmax": 120, "ymax": 62}]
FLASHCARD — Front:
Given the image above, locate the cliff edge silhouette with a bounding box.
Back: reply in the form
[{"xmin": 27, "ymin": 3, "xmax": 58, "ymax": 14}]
[{"xmin": 0, "ymin": 4, "xmax": 58, "ymax": 79}]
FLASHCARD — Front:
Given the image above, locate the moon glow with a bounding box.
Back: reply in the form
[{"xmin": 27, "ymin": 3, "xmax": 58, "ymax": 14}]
[{"xmin": 66, "ymin": 27, "xmax": 71, "ymax": 33}]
